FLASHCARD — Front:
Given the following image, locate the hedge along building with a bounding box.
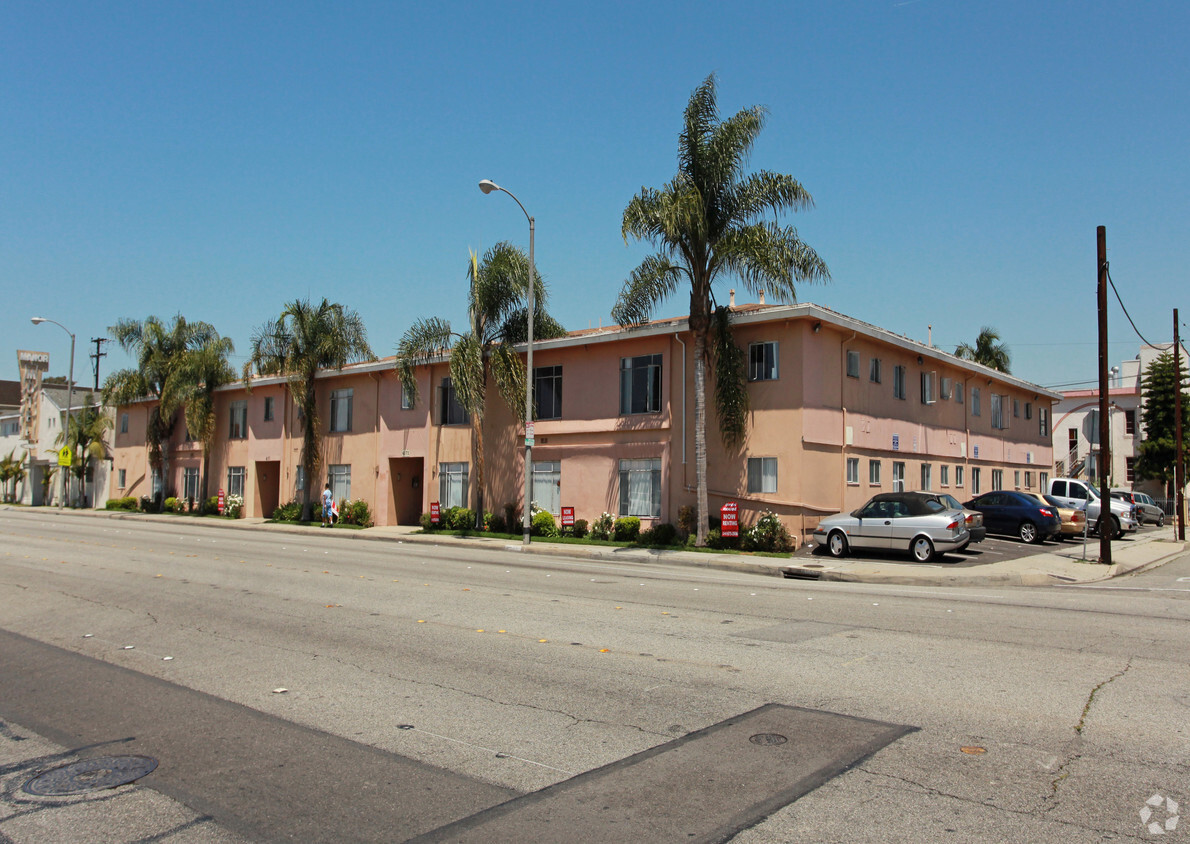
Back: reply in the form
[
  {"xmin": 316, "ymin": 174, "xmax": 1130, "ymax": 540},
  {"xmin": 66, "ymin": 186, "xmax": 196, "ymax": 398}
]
[{"xmin": 107, "ymin": 301, "xmax": 1060, "ymax": 544}]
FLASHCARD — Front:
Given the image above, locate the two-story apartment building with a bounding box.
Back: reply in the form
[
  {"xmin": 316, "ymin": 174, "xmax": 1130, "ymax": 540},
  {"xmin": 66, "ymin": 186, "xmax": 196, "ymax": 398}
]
[{"xmin": 109, "ymin": 303, "xmax": 1059, "ymax": 545}]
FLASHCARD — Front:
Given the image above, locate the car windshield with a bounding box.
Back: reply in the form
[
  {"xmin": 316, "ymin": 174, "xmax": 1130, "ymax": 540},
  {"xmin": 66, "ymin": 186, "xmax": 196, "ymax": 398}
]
[
  {"xmin": 1085, "ymin": 485, "xmax": 1100, "ymax": 499},
  {"xmin": 940, "ymin": 494, "xmax": 962, "ymax": 510}
]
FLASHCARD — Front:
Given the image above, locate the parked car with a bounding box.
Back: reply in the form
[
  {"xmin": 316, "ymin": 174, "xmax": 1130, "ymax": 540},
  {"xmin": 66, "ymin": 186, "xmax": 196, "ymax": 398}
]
[
  {"xmin": 813, "ymin": 491, "xmax": 970, "ymax": 563},
  {"xmin": 1019, "ymin": 492, "xmax": 1086, "ymax": 539},
  {"xmin": 963, "ymin": 491, "xmax": 1063, "ymax": 543},
  {"xmin": 1046, "ymin": 478, "xmax": 1139, "ymax": 538},
  {"xmin": 922, "ymin": 490, "xmax": 986, "ymax": 545},
  {"xmin": 1111, "ymin": 489, "xmax": 1164, "ymax": 526}
]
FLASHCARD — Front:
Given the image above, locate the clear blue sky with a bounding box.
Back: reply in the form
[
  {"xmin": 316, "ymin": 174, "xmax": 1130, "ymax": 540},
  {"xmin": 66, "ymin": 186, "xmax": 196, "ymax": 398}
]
[{"xmin": 3, "ymin": 1, "xmax": 1186, "ymax": 392}]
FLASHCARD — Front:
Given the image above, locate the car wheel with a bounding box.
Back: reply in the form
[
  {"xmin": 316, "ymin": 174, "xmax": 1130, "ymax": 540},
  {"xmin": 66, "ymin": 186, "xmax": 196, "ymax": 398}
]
[
  {"xmin": 911, "ymin": 536, "xmax": 935, "ymax": 563},
  {"xmin": 1157, "ymin": 513, "xmax": 1165, "ymax": 527},
  {"xmin": 827, "ymin": 530, "xmax": 849, "ymax": 558},
  {"xmin": 1019, "ymin": 521, "xmax": 1038, "ymax": 544},
  {"xmin": 1096, "ymin": 516, "xmax": 1121, "ymax": 540}
]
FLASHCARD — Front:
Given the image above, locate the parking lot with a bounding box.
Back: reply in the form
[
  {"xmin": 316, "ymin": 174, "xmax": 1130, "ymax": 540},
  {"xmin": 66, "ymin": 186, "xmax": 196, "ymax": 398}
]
[{"xmin": 802, "ymin": 523, "xmax": 1165, "ymax": 567}]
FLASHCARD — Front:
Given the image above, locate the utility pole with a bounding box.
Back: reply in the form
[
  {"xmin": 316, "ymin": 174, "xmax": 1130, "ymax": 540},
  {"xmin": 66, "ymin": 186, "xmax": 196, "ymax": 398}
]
[
  {"xmin": 1175, "ymin": 309, "xmax": 1185, "ymax": 541},
  {"xmin": 90, "ymin": 337, "xmax": 108, "ymax": 392},
  {"xmin": 1097, "ymin": 227, "xmax": 1112, "ymax": 565}
]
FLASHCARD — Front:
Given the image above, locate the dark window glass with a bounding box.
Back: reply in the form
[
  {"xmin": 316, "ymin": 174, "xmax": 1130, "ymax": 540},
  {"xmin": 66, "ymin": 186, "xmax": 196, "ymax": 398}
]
[
  {"xmin": 534, "ymin": 365, "xmax": 562, "ymax": 420},
  {"xmin": 620, "ymin": 354, "xmax": 662, "ymax": 415},
  {"xmin": 440, "ymin": 378, "xmax": 470, "ymax": 426}
]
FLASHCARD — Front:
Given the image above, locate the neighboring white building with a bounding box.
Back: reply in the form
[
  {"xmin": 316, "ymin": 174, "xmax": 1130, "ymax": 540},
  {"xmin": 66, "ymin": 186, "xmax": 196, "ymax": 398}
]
[{"xmin": 1052, "ymin": 343, "xmax": 1189, "ymax": 503}]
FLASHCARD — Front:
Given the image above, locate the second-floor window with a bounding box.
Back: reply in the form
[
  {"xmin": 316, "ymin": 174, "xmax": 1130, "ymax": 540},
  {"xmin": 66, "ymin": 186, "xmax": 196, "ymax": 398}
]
[
  {"xmin": 229, "ymin": 400, "xmax": 247, "ymax": 439},
  {"xmin": 535, "ymin": 365, "xmax": 562, "ymax": 420},
  {"xmin": 971, "ymin": 388, "xmax": 981, "ymax": 417},
  {"xmin": 869, "ymin": 357, "xmax": 882, "ymax": 383},
  {"xmin": 846, "ymin": 350, "xmax": 860, "ymax": 379},
  {"xmin": 893, "ymin": 366, "xmax": 906, "ymax": 400},
  {"xmin": 264, "ymin": 396, "xmax": 274, "ymax": 421},
  {"xmin": 120, "ymin": 413, "xmax": 129, "ymax": 434},
  {"xmin": 921, "ymin": 371, "xmax": 936, "ymax": 405},
  {"xmin": 991, "ymin": 393, "xmax": 1004, "ymax": 429},
  {"xmin": 620, "ymin": 354, "xmax": 662, "ymax": 415},
  {"xmin": 749, "ymin": 342, "xmax": 779, "ymax": 381},
  {"xmin": 1039, "ymin": 407, "xmax": 1050, "ymax": 437},
  {"xmin": 440, "ymin": 378, "xmax": 470, "ymax": 426},
  {"xmin": 330, "ymin": 389, "xmax": 353, "ymax": 433}
]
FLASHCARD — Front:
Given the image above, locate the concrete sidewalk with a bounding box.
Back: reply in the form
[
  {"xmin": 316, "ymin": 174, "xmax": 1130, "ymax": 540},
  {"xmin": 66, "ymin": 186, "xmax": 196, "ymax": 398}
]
[{"xmin": 6, "ymin": 505, "xmax": 1186, "ymax": 587}]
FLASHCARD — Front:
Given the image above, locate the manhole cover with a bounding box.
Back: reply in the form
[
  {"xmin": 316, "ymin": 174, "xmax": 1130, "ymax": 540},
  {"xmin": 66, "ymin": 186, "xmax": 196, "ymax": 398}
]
[
  {"xmin": 23, "ymin": 755, "xmax": 159, "ymax": 796},
  {"xmin": 749, "ymin": 733, "xmax": 788, "ymax": 746}
]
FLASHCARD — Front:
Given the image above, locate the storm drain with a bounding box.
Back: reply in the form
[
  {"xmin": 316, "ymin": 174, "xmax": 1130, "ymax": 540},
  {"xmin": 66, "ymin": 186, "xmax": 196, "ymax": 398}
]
[{"xmin": 23, "ymin": 755, "xmax": 158, "ymax": 796}]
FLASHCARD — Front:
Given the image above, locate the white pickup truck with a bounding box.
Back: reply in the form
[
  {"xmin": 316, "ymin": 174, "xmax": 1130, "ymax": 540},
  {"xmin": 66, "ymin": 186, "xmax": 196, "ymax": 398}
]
[{"xmin": 1046, "ymin": 478, "xmax": 1139, "ymax": 538}]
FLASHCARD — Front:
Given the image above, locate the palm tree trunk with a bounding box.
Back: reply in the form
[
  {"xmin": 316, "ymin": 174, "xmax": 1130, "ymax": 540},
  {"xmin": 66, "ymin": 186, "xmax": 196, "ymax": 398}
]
[
  {"xmin": 472, "ymin": 413, "xmax": 485, "ymax": 530},
  {"xmin": 301, "ymin": 380, "xmax": 319, "ymax": 521},
  {"xmin": 693, "ymin": 331, "xmax": 709, "ymax": 547}
]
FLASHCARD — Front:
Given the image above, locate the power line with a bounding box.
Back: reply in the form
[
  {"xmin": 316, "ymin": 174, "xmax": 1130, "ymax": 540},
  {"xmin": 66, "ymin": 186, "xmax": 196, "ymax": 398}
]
[{"xmin": 1105, "ymin": 262, "xmax": 1171, "ymax": 351}]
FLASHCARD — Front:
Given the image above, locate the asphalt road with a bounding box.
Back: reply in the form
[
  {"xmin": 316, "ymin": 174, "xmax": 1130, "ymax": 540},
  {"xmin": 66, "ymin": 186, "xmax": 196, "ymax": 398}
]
[{"xmin": 1, "ymin": 509, "xmax": 1188, "ymax": 842}]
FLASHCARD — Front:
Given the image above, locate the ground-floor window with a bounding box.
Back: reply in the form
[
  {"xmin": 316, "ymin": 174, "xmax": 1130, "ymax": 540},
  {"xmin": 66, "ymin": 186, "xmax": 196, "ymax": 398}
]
[
  {"xmin": 619, "ymin": 458, "xmax": 661, "ymax": 517},
  {"xmin": 747, "ymin": 457, "xmax": 777, "ymax": 494},
  {"xmin": 846, "ymin": 457, "xmax": 859, "ymax": 485},
  {"xmin": 328, "ymin": 464, "xmax": 351, "ymax": 502},
  {"xmin": 892, "ymin": 461, "xmax": 905, "ymax": 492},
  {"xmin": 183, "ymin": 467, "xmax": 200, "ymax": 502},
  {"xmin": 869, "ymin": 459, "xmax": 881, "ymax": 485},
  {"xmin": 955, "ymin": 465, "xmax": 964, "ymax": 488},
  {"xmin": 1040, "ymin": 471, "xmax": 1049, "ymax": 490},
  {"xmin": 992, "ymin": 469, "xmax": 1003, "ymax": 491},
  {"xmin": 118, "ymin": 468, "xmax": 127, "ymax": 489},
  {"xmin": 1024, "ymin": 471, "xmax": 1033, "ymax": 489},
  {"xmin": 227, "ymin": 466, "xmax": 245, "ymax": 499},
  {"xmin": 532, "ymin": 461, "xmax": 561, "ymax": 515},
  {"xmin": 972, "ymin": 468, "xmax": 981, "ymax": 495},
  {"xmin": 1014, "ymin": 470, "xmax": 1021, "ymax": 488},
  {"xmin": 939, "ymin": 465, "xmax": 950, "ymax": 487},
  {"xmin": 920, "ymin": 463, "xmax": 932, "ymax": 490},
  {"xmin": 439, "ymin": 462, "xmax": 468, "ymax": 509}
]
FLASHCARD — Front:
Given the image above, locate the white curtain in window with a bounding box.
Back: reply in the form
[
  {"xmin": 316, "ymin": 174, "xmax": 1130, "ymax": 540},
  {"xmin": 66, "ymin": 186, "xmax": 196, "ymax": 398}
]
[
  {"xmin": 532, "ymin": 461, "xmax": 561, "ymax": 515},
  {"xmin": 619, "ymin": 458, "xmax": 660, "ymax": 517}
]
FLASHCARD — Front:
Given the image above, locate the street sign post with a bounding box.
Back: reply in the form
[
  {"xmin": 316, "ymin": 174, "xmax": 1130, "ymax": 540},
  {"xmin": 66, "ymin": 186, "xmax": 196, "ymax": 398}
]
[{"xmin": 57, "ymin": 446, "xmax": 72, "ymax": 467}]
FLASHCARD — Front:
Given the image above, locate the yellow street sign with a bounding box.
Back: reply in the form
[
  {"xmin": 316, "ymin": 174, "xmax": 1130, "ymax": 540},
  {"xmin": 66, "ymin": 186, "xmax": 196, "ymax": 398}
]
[{"xmin": 57, "ymin": 446, "xmax": 73, "ymax": 467}]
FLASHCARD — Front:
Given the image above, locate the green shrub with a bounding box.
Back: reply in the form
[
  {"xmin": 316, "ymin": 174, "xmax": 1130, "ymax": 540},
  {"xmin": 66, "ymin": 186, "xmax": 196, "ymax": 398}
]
[
  {"xmin": 272, "ymin": 500, "xmax": 303, "ymax": 521},
  {"xmin": 570, "ymin": 518, "xmax": 589, "ymax": 539},
  {"xmin": 741, "ymin": 511, "xmax": 794, "ymax": 553},
  {"xmin": 650, "ymin": 522, "xmax": 677, "ymax": 546},
  {"xmin": 163, "ymin": 496, "xmax": 178, "ymax": 512},
  {"xmin": 503, "ymin": 502, "xmax": 521, "ymax": 531},
  {"xmin": 202, "ymin": 496, "xmax": 220, "ymax": 515},
  {"xmin": 613, "ymin": 516, "xmax": 641, "ymax": 542},
  {"xmin": 338, "ymin": 499, "xmax": 374, "ymax": 528},
  {"xmin": 447, "ymin": 507, "xmax": 474, "ymax": 531},
  {"xmin": 489, "ymin": 513, "xmax": 507, "ymax": 534},
  {"xmin": 677, "ymin": 505, "xmax": 696, "ymax": 541},
  {"xmin": 531, "ymin": 510, "xmax": 559, "ymax": 537},
  {"xmin": 105, "ymin": 496, "xmax": 139, "ymax": 511},
  {"xmin": 420, "ymin": 511, "xmax": 437, "ymax": 530},
  {"xmin": 590, "ymin": 512, "xmax": 614, "ymax": 540},
  {"xmin": 706, "ymin": 528, "xmax": 723, "ymax": 549}
]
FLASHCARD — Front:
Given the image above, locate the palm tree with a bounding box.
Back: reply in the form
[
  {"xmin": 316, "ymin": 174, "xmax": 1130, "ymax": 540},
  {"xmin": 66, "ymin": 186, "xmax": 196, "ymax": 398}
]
[
  {"xmin": 955, "ymin": 327, "xmax": 1011, "ymax": 373},
  {"xmin": 612, "ymin": 74, "xmax": 829, "ymax": 545},
  {"xmin": 103, "ymin": 315, "xmax": 225, "ymax": 509},
  {"xmin": 245, "ymin": 298, "xmax": 374, "ymax": 519},
  {"xmin": 180, "ymin": 336, "xmax": 236, "ymax": 505},
  {"xmin": 55, "ymin": 393, "xmax": 113, "ymax": 507},
  {"xmin": 396, "ymin": 244, "xmax": 565, "ymax": 529},
  {"xmin": 1, "ymin": 449, "xmax": 24, "ymax": 503}
]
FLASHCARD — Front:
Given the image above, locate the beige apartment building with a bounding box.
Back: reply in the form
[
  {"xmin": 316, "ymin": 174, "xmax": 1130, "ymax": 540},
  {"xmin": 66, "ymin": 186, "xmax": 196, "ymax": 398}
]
[{"xmin": 108, "ymin": 303, "xmax": 1059, "ymax": 546}]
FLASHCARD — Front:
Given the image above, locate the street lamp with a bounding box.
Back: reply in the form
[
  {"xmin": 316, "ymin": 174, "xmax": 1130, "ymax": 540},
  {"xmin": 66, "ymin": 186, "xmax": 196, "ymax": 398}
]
[
  {"xmin": 479, "ymin": 179, "xmax": 535, "ymax": 546},
  {"xmin": 31, "ymin": 316, "xmax": 75, "ymax": 510}
]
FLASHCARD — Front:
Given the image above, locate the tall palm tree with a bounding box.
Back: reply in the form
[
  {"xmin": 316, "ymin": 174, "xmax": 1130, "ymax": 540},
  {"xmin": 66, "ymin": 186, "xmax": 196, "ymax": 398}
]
[
  {"xmin": 955, "ymin": 327, "xmax": 1011, "ymax": 373},
  {"xmin": 180, "ymin": 335, "xmax": 236, "ymax": 505},
  {"xmin": 0, "ymin": 449, "xmax": 24, "ymax": 503},
  {"xmin": 245, "ymin": 298, "xmax": 373, "ymax": 518},
  {"xmin": 103, "ymin": 315, "xmax": 224, "ymax": 509},
  {"xmin": 55, "ymin": 393, "xmax": 113, "ymax": 507},
  {"xmin": 395, "ymin": 244, "xmax": 565, "ymax": 529},
  {"xmin": 612, "ymin": 74, "xmax": 829, "ymax": 545}
]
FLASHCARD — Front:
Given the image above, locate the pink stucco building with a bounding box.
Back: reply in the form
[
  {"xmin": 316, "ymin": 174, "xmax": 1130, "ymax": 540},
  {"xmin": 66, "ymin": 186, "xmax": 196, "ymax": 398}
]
[{"xmin": 109, "ymin": 303, "xmax": 1059, "ymax": 545}]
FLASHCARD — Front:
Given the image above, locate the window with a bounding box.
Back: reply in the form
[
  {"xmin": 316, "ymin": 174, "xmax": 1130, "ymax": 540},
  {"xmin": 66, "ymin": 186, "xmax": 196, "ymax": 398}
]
[
  {"xmin": 971, "ymin": 467, "xmax": 981, "ymax": 495},
  {"xmin": 892, "ymin": 461, "xmax": 905, "ymax": 492},
  {"xmin": 955, "ymin": 465, "xmax": 965, "ymax": 487},
  {"xmin": 438, "ymin": 462, "xmax": 468, "ymax": 509},
  {"xmin": 992, "ymin": 469, "xmax": 1003, "ymax": 490},
  {"xmin": 183, "ymin": 467, "xmax": 199, "ymax": 502},
  {"xmin": 329, "ymin": 389, "xmax": 353, "ymax": 433},
  {"xmin": 328, "ymin": 464, "xmax": 351, "ymax": 502},
  {"xmin": 264, "ymin": 396, "xmax": 274, "ymax": 422},
  {"xmin": 1013, "ymin": 399, "xmax": 1021, "ymax": 418},
  {"xmin": 534, "ymin": 365, "xmax": 563, "ymax": 420},
  {"xmin": 229, "ymin": 401, "xmax": 247, "ymax": 439},
  {"xmin": 227, "ymin": 466, "xmax": 245, "ymax": 498},
  {"xmin": 893, "ymin": 366, "xmax": 906, "ymax": 400},
  {"xmin": 940, "ymin": 465, "xmax": 950, "ymax": 487},
  {"xmin": 1126, "ymin": 457, "xmax": 1135, "ymax": 482},
  {"xmin": 1040, "ymin": 471, "xmax": 1049, "ymax": 490},
  {"xmin": 940, "ymin": 377, "xmax": 951, "ymax": 400},
  {"xmin": 1014, "ymin": 470, "xmax": 1021, "ymax": 488},
  {"xmin": 971, "ymin": 388, "xmax": 981, "ymax": 417},
  {"xmin": 869, "ymin": 357, "xmax": 882, "ymax": 384},
  {"xmin": 921, "ymin": 371, "xmax": 936, "ymax": 405},
  {"xmin": 846, "ymin": 457, "xmax": 859, "ymax": 485},
  {"xmin": 1025, "ymin": 402, "xmax": 1033, "ymax": 420},
  {"xmin": 620, "ymin": 355, "xmax": 662, "ymax": 414},
  {"xmin": 956, "ymin": 382, "xmax": 964, "ymax": 404},
  {"xmin": 920, "ymin": 463, "xmax": 932, "ymax": 490},
  {"xmin": 1039, "ymin": 407, "xmax": 1050, "ymax": 437},
  {"xmin": 991, "ymin": 394, "xmax": 1004, "ymax": 429},
  {"xmin": 532, "ymin": 461, "xmax": 561, "ymax": 515},
  {"xmin": 120, "ymin": 413, "xmax": 129, "ymax": 434},
  {"xmin": 1125, "ymin": 410, "xmax": 1136, "ymax": 436},
  {"xmin": 869, "ymin": 459, "xmax": 881, "ymax": 485},
  {"xmin": 401, "ymin": 383, "xmax": 414, "ymax": 410},
  {"xmin": 846, "ymin": 350, "xmax": 860, "ymax": 378},
  {"xmin": 118, "ymin": 468, "xmax": 126, "ymax": 488},
  {"xmin": 295, "ymin": 466, "xmax": 305, "ymax": 494},
  {"xmin": 749, "ymin": 342, "xmax": 779, "ymax": 381},
  {"xmin": 747, "ymin": 457, "xmax": 778, "ymax": 494},
  {"xmin": 1025, "ymin": 471, "xmax": 1033, "ymax": 488},
  {"xmin": 618, "ymin": 458, "xmax": 661, "ymax": 517},
  {"xmin": 440, "ymin": 378, "xmax": 470, "ymax": 425}
]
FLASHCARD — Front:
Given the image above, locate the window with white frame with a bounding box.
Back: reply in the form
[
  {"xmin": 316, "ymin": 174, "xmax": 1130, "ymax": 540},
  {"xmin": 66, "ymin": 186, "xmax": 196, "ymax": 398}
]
[
  {"xmin": 940, "ymin": 377, "xmax": 951, "ymax": 400},
  {"xmin": 869, "ymin": 357, "xmax": 882, "ymax": 383},
  {"xmin": 1014, "ymin": 470, "xmax": 1021, "ymax": 488},
  {"xmin": 971, "ymin": 467, "xmax": 981, "ymax": 494},
  {"xmin": 869, "ymin": 459, "xmax": 881, "ymax": 485},
  {"xmin": 893, "ymin": 366, "xmax": 906, "ymax": 399},
  {"xmin": 120, "ymin": 413, "xmax": 129, "ymax": 434},
  {"xmin": 183, "ymin": 467, "xmax": 199, "ymax": 502},
  {"xmin": 1025, "ymin": 471, "xmax": 1033, "ymax": 488},
  {"xmin": 749, "ymin": 342, "xmax": 778, "ymax": 381},
  {"xmin": 618, "ymin": 458, "xmax": 661, "ymax": 517},
  {"xmin": 329, "ymin": 389, "xmax": 353, "ymax": 433},
  {"xmin": 1040, "ymin": 470, "xmax": 1048, "ymax": 490},
  {"xmin": 921, "ymin": 371, "xmax": 936, "ymax": 404},
  {"xmin": 920, "ymin": 463, "xmax": 932, "ymax": 490},
  {"xmin": 532, "ymin": 461, "xmax": 561, "ymax": 515},
  {"xmin": 846, "ymin": 350, "xmax": 860, "ymax": 378},
  {"xmin": 439, "ymin": 378, "xmax": 469, "ymax": 426},
  {"xmin": 534, "ymin": 365, "xmax": 563, "ymax": 420},
  {"xmin": 747, "ymin": 457, "xmax": 778, "ymax": 494},
  {"xmin": 955, "ymin": 465, "xmax": 965, "ymax": 487},
  {"xmin": 971, "ymin": 388, "xmax": 981, "ymax": 417},
  {"xmin": 1039, "ymin": 407, "xmax": 1050, "ymax": 437},
  {"xmin": 227, "ymin": 466, "xmax": 245, "ymax": 498},
  {"xmin": 438, "ymin": 462, "xmax": 468, "ymax": 509},
  {"xmin": 846, "ymin": 457, "xmax": 859, "ymax": 485},
  {"xmin": 264, "ymin": 396, "xmax": 274, "ymax": 421},
  {"xmin": 940, "ymin": 464, "xmax": 950, "ymax": 486},
  {"xmin": 620, "ymin": 355, "xmax": 662, "ymax": 414},
  {"xmin": 328, "ymin": 464, "xmax": 351, "ymax": 502},
  {"xmin": 118, "ymin": 468, "xmax": 126, "ymax": 488},
  {"xmin": 991, "ymin": 394, "xmax": 1006, "ymax": 429},
  {"xmin": 991, "ymin": 468, "xmax": 1003, "ymax": 490},
  {"xmin": 892, "ymin": 461, "xmax": 905, "ymax": 491},
  {"xmin": 229, "ymin": 400, "xmax": 247, "ymax": 439}
]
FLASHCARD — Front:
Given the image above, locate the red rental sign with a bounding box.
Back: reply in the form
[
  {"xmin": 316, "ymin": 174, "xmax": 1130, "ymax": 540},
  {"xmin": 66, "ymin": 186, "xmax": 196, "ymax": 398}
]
[
  {"xmin": 430, "ymin": 502, "xmax": 440, "ymax": 524},
  {"xmin": 720, "ymin": 501, "xmax": 739, "ymax": 538},
  {"xmin": 560, "ymin": 506, "xmax": 575, "ymax": 527},
  {"xmin": 217, "ymin": 488, "xmax": 225, "ymax": 515}
]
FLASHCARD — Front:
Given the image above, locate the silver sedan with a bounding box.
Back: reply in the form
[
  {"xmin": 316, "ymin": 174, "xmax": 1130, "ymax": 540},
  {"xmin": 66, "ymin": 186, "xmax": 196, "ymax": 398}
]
[{"xmin": 813, "ymin": 491, "xmax": 970, "ymax": 563}]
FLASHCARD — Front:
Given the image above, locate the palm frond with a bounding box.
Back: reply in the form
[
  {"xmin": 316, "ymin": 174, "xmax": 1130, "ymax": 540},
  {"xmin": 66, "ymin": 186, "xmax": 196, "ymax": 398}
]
[
  {"xmin": 394, "ymin": 317, "xmax": 456, "ymax": 406},
  {"xmin": 611, "ymin": 254, "xmax": 686, "ymax": 327},
  {"xmin": 450, "ymin": 334, "xmax": 486, "ymax": 420},
  {"xmin": 715, "ymin": 221, "xmax": 830, "ymax": 301},
  {"xmin": 711, "ymin": 307, "xmax": 750, "ymax": 449}
]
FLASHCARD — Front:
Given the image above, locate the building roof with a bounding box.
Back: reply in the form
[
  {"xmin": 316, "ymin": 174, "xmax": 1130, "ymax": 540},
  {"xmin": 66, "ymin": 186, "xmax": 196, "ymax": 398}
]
[{"xmin": 0, "ymin": 380, "xmax": 19, "ymax": 411}]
